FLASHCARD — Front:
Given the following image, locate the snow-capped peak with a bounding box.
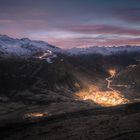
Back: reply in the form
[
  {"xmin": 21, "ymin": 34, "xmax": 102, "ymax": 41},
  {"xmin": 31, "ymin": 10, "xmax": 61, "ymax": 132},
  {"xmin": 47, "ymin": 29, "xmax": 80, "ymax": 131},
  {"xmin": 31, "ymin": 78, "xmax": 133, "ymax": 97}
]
[{"xmin": 0, "ymin": 35, "xmax": 60, "ymax": 57}]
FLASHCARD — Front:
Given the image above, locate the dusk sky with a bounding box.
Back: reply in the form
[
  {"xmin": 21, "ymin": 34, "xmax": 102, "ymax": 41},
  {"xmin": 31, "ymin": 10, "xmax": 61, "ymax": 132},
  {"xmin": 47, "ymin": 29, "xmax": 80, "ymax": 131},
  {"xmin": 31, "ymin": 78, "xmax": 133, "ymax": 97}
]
[{"xmin": 0, "ymin": 0, "xmax": 140, "ymax": 48}]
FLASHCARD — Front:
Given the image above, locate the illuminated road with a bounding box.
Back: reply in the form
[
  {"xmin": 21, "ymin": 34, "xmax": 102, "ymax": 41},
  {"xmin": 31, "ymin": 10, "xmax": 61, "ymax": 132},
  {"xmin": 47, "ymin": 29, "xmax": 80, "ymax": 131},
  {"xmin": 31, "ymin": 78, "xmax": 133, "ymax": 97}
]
[{"xmin": 105, "ymin": 69, "xmax": 116, "ymax": 91}]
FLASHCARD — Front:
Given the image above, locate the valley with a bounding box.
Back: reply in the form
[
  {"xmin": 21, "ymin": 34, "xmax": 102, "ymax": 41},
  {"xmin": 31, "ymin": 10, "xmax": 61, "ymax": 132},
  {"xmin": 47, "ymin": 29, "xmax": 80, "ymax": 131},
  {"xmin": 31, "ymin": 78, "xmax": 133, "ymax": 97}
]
[{"xmin": 0, "ymin": 36, "xmax": 140, "ymax": 140}]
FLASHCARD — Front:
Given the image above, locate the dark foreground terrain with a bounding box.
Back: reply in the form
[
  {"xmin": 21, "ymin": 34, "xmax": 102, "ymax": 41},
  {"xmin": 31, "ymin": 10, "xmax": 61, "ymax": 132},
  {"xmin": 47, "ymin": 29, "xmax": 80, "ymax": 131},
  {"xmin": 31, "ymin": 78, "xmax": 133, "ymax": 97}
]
[
  {"xmin": 0, "ymin": 103, "xmax": 140, "ymax": 140},
  {"xmin": 0, "ymin": 52, "xmax": 140, "ymax": 140}
]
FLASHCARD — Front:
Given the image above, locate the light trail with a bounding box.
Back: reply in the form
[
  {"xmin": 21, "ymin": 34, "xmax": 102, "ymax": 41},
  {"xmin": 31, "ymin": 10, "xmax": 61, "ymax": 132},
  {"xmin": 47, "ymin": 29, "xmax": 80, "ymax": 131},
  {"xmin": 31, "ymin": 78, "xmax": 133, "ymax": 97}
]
[{"xmin": 105, "ymin": 69, "xmax": 116, "ymax": 91}]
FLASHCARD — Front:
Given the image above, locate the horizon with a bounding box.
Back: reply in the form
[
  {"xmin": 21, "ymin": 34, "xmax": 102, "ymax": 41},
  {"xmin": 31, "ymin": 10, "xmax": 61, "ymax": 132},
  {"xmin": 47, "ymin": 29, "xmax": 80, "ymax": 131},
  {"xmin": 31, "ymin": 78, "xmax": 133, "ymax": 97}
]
[
  {"xmin": 0, "ymin": 0, "xmax": 140, "ymax": 48},
  {"xmin": 1, "ymin": 34, "xmax": 140, "ymax": 49}
]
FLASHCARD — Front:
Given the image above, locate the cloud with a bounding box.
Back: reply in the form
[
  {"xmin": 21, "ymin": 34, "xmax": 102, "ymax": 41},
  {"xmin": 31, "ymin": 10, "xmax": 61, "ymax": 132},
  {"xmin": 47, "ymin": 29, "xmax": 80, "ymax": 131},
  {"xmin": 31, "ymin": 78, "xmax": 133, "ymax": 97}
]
[
  {"xmin": 113, "ymin": 8, "xmax": 140, "ymax": 23},
  {"xmin": 0, "ymin": 0, "xmax": 140, "ymax": 48},
  {"xmin": 47, "ymin": 37, "xmax": 140, "ymax": 48},
  {"xmin": 63, "ymin": 24, "xmax": 140, "ymax": 36}
]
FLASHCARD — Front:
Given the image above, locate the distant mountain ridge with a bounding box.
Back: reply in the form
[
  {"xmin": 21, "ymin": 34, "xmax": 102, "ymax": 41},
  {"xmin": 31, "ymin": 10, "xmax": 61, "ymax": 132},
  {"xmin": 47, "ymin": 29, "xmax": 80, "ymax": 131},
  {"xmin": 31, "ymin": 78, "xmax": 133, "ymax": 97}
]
[
  {"xmin": 0, "ymin": 35, "xmax": 140, "ymax": 57},
  {"xmin": 64, "ymin": 46, "xmax": 140, "ymax": 55}
]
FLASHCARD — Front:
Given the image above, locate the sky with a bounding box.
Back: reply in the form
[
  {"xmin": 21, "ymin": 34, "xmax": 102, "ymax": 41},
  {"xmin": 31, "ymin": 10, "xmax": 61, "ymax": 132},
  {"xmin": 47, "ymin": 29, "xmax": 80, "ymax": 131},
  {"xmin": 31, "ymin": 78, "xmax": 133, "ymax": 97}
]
[{"xmin": 0, "ymin": 0, "xmax": 140, "ymax": 48}]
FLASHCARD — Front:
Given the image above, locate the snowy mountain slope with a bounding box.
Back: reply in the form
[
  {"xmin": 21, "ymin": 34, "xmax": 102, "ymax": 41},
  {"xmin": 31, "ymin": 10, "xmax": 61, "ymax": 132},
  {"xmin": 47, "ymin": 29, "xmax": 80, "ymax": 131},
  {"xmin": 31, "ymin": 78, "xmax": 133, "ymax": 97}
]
[
  {"xmin": 0, "ymin": 35, "xmax": 60, "ymax": 56},
  {"xmin": 63, "ymin": 46, "xmax": 140, "ymax": 55}
]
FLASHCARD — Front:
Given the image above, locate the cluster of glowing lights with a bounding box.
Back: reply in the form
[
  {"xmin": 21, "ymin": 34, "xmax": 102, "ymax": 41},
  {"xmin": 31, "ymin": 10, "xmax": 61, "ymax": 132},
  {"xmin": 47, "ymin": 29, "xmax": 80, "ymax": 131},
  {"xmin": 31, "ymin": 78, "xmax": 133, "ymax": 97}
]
[
  {"xmin": 38, "ymin": 53, "xmax": 49, "ymax": 59},
  {"xmin": 108, "ymin": 69, "xmax": 116, "ymax": 77},
  {"xmin": 75, "ymin": 86, "xmax": 129, "ymax": 107},
  {"xmin": 76, "ymin": 69, "xmax": 129, "ymax": 106},
  {"xmin": 24, "ymin": 112, "xmax": 48, "ymax": 119},
  {"xmin": 38, "ymin": 51, "xmax": 52, "ymax": 59}
]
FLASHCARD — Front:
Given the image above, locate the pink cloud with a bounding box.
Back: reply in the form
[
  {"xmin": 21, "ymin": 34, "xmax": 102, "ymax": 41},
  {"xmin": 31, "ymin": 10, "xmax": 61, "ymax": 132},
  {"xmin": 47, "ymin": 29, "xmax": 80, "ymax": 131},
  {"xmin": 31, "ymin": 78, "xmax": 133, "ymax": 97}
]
[
  {"xmin": 43, "ymin": 37, "xmax": 140, "ymax": 48},
  {"xmin": 64, "ymin": 24, "xmax": 140, "ymax": 36}
]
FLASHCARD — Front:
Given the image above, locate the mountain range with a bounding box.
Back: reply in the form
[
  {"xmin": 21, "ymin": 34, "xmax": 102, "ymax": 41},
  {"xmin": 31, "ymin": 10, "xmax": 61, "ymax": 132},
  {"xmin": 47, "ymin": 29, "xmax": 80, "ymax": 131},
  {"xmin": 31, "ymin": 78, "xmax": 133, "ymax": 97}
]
[
  {"xmin": 0, "ymin": 35, "xmax": 140, "ymax": 58},
  {"xmin": 0, "ymin": 34, "xmax": 140, "ymax": 140}
]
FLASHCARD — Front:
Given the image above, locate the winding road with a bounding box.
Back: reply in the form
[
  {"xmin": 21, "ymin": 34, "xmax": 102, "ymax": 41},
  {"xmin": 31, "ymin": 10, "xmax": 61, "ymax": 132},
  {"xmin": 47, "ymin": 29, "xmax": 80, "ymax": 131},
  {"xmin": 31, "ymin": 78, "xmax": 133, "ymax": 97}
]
[{"xmin": 105, "ymin": 69, "xmax": 116, "ymax": 91}]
